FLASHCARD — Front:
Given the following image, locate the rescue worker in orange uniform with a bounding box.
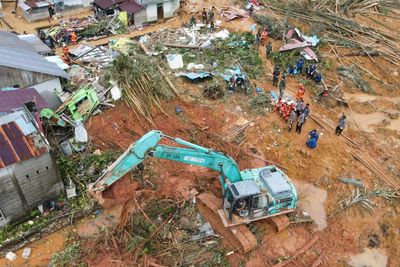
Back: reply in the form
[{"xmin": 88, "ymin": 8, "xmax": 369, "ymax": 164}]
[
  {"xmin": 260, "ymin": 28, "xmax": 268, "ymax": 46},
  {"xmin": 70, "ymin": 31, "xmax": 77, "ymax": 45},
  {"xmin": 296, "ymin": 83, "xmax": 305, "ymax": 99},
  {"xmin": 61, "ymin": 44, "xmax": 70, "ymax": 63}
]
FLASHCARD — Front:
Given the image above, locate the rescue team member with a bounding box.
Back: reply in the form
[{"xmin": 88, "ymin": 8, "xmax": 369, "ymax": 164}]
[{"xmin": 336, "ymin": 114, "xmax": 347, "ymax": 136}]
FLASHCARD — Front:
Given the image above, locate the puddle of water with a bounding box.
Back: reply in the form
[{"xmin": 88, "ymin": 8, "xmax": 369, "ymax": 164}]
[
  {"xmin": 76, "ymin": 204, "xmax": 122, "ymax": 238},
  {"xmin": 351, "ymin": 112, "xmax": 386, "ymax": 132},
  {"xmin": 386, "ymin": 117, "xmax": 400, "ymax": 132},
  {"xmin": 348, "ymin": 248, "xmax": 388, "ymax": 267},
  {"xmin": 343, "ymin": 92, "xmax": 400, "ymax": 104},
  {"xmin": 293, "ymin": 181, "xmax": 327, "ymax": 231},
  {"xmin": 0, "ymin": 228, "xmax": 68, "ymax": 266}
]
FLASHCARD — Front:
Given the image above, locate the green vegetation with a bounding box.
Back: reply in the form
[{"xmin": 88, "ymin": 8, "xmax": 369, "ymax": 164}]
[
  {"xmin": 169, "ymin": 33, "xmax": 264, "ymax": 78},
  {"xmin": 248, "ymin": 93, "xmax": 273, "ymax": 115},
  {"xmin": 56, "ymin": 150, "xmax": 121, "ymax": 192},
  {"xmin": 0, "ymin": 197, "xmax": 91, "ymax": 245},
  {"xmin": 79, "ymin": 17, "xmax": 127, "ymax": 37},
  {"xmin": 50, "ymin": 240, "xmax": 84, "ymax": 267},
  {"xmin": 104, "ymin": 53, "xmax": 175, "ymax": 124}
]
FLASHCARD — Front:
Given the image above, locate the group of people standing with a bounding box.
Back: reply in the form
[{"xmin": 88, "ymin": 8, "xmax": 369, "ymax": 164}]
[{"xmin": 190, "ymin": 7, "xmax": 216, "ymax": 32}]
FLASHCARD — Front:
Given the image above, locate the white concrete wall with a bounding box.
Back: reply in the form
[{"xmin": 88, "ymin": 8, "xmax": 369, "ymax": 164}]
[
  {"xmin": 0, "ymin": 152, "xmax": 64, "ymax": 223},
  {"xmin": 134, "ymin": 9, "xmax": 148, "ymax": 26},
  {"xmin": 146, "ymin": 4, "xmax": 157, "ymax": 22},
  {"xmin": 32, "ymin": 78, "xmax": 63, "ymax": 110},
  {"xmin": 81, "ymin": 0, "xmax": 93, "ymax": 7},
  {"xmin": 163, "ymin": 0, "xmax": 179, "ymax": 18}
]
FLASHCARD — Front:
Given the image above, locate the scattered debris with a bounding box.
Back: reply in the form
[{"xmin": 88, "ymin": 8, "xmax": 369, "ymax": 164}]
[
  {"xmin": 368, "ymin": 233, "xmax": 380, "ymax": 248},
  {"xmin": 166, "ymin": 54, "xmax": 184, "ymax": 69},
  {"xmin": 220, "ymin": 7, "xmax": 250, "ymax": 21},
  {"xmin": 69, "ymin": 45, "xmax": 118, "ymax": 69},
  {"xmin": 337, "ymin": 66, "xmax": 372, "ymax": 93},
  {"xmin": 249, "ymin": 93, "xmax": 272, "ymax": 115},
  {"xmin": 22, "ymin": 247, "xmax": 31, "ymax": 258},
  {"xmin": 5, "ymin": 252, "xmax": 16, "ymax": 261},
  {"xmin": 339, "ymin": 177, "xmax": 364, "ymax": 187},
  {"xmin": 104, "ymin": 54, "xmax": 174, "ymax": 124},
  {"xmin": 176, "ymin": 72, "xmax": 212, "ymax": 80},
  {"xmin": 330, "ymin": 187, "xmax": 399, "ymax": 217},
  {"xmin": 203, "ymin": 78, "xmax": 226, "ymax": 100},
  {"xmin": 252, "ymin": 14, "xmax": 286, "ymax": 39}
]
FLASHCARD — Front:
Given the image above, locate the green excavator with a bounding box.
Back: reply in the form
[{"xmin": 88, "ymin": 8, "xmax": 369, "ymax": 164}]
[{"xmin": 91, "ymin": 130, "xmax": 297, "ymax": 229}]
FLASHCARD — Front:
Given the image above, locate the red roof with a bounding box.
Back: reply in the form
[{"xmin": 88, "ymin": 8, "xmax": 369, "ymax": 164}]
[
  {"xmin": 0, "ymin": 88, "xmax": 49, "ymax": 113},
  {"xmin": 93, "ymin": 0, "xmax": 125, "ymax": 9},
  {"xmin": 119, "ymin": 0, "xmax": 144, "ymax": 14},
  {"xmin": 0, "ymin": 121, "xmax": 44, "ymax": 168}
]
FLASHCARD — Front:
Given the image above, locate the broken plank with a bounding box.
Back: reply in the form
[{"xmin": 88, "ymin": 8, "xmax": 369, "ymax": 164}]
[
  {"xmin": 162, "ymin": 43, "xmax": 200, "ymax": 49},
  {"xmin": 156, "ymin": 65, "xmax": 181, "ymax": 99},
  {"xmin": 293, "ymin": 235, "xmax": 319, "ymax": 258},
  {"xmin": 272, "ymin": 235, "xmax": 319, "ymax": 267},
  {"xmin": 311, "ymin": 251, "xmax": 324, "ymax": 267}
]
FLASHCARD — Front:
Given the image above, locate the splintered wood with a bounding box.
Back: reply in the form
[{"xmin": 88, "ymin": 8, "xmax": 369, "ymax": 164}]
[
  {"xmin": 272, "ymin": 235, "xmax": 320, "ymax": 267},
  {"xmin": 223, "ymin": 118, "xmax": 253, "ymax": 143}
]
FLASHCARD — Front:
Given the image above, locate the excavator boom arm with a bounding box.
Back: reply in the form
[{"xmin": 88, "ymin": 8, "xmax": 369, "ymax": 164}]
[{"xmin": 92, "ymin": 130, "xmax": 242, "ymax": 191}]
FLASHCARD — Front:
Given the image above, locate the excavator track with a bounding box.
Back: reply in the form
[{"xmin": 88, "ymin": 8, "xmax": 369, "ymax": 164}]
[{"xmin": 196, "ymin": 192, "xmax": 257, "ymax": 253}]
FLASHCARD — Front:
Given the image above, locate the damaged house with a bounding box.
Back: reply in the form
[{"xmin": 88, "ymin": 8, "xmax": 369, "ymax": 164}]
[
  {"xmin": 0, "ymin": 104, "xmax": 64, "ymax": 226},
  {"xmin": 0, "ymin": 32, "xmax": 69, "ymax": 110},
  {"xmin": 93, "ymin": 0, "xmax": 180, "ymax": 26},
  {"xmin": 19, "ymin": 0, "xmax": 93, "ymax": 22}
]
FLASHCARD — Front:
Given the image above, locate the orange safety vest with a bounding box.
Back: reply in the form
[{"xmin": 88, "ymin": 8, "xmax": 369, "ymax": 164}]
[
  {"xmin": 261, "ymin": 31, "xmax": 268, "ymax": 40},
  {"xmin": 70, "ymin": 32, "xmax": 77, "ymax": 43},
  {"xmin": 62, "ymin": 46, "xmax": 69, "ymax": 55}
]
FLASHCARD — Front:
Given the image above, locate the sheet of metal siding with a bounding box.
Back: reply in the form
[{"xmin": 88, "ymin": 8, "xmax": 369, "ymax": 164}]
[
  {"xmin": 2, "ymin": 122, "xmax": 34, "ymax": 162},
  {"xmin": 0, "ymin": 125, "xmax": 19, "ymax": 166}
]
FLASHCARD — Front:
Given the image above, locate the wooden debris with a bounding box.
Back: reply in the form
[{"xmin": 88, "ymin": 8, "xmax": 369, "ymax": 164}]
[
  {"xmin": 351, "ymin": 151, "xmax": 400, "ymax": 189},
  {"xmin": 311, "ymin": 251, "xmax": 324, "ymax": 267},
  {"xmin": 272, "ymin": 235, "xmax": 319, "ymax": 267}
]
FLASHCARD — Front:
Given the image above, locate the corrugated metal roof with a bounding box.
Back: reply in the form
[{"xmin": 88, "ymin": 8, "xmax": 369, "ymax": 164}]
[
  {"xmin": 45, "ymin": 56, "xmax": 70, "ymax": 70},
  {"xmin": 0, "ymin": 32, "xmax": 69, "ymax": 79},
  {"xmin": 70, "ymin": 45, "xmax": 116, "ymax": 68},
  {"xmin": 0, "ymin": 119, "xmax": 44, "ymax": 168},
  {"xmin": 0, "ymin": 88, "xmax": 49, "ymax": 113},
  {"xmin": 93, "ymin": 0, "xmax": 126, "ymax": 9},
  {"xmin": 18, "ymin": 34, "xmax": 52, "ymax": 54},
  {"xmin": 0, "ymin": 32, "xmax": 35, "ymax": 53},
  {"xmin": 0, "ymin": 110, "xmax": 37, "ymax": 135},
  {"xmin": 119, "ymin": 0, "xmax": 144, "ymax": 14}
]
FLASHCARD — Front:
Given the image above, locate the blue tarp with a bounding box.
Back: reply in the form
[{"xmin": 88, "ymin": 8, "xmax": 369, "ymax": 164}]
[{"xmin": 175, "ymin": 72, "xmax": 212, "ymax": 80}]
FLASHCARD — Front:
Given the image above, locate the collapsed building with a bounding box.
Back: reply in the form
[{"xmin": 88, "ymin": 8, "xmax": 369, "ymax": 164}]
[
  {"xmin": 0, "ymin": 100, "xmax": 64, "ymax": 226},
  {"xmin": 0, "ymin": 32, "xmax": 69, "ymax": 110},
  {"xmin": 93, "ymin": 0, "xmax": 180, "ymax": 26}
]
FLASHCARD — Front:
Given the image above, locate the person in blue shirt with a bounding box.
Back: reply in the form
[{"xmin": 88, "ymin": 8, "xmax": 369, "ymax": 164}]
[
  {"xmin": 288, "ymin": 65, "xmax": 296, "ymax": 76},
  {"xmin": 306, "ymin": 129, "xmax": 319, "ymax": 149},
  {"xmin": 307, "ymin": 64, "xmax": 317, "ymax": 79},
  {"xmin": 313, "ymin": 72, "xmax": 322, "ymax": 83},
  {"xmin": 296, "ymin": 58, "xmax": 304, "ymax": 74}
]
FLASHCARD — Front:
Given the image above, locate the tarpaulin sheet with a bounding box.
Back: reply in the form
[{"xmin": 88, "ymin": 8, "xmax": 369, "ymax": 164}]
[{"xmin": 175, "ymin": 72, "xmax": 212, "ymax": 80}]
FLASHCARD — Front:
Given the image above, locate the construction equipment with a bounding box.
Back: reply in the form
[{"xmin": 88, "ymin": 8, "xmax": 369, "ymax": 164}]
[
  {"xmin": 40, "ymin": 85, "xmax": 99, "ymax": 127},
  {"xmin": 92, "ymin": 130, "xmax": 297, "ymax": 226}
]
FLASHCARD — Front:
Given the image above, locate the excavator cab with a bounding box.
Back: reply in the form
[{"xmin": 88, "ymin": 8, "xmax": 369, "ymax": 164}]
[
  {"xmin": 219, "ymin": 167, "xmax": 297, "ymax": 227},
  {"xmin": 223, "ymin": 180, "xmax": 264, "ymax": 222}
]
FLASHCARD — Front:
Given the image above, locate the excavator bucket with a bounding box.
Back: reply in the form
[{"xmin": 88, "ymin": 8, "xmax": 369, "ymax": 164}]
[{"xmin": 196, "ymin": 192, "xmax": 257, "ymax": 253}]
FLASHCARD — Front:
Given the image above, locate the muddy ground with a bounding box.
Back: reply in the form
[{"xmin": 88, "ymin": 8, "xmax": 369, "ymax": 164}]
[{"xmin": 1, "ymin": 0, "xmax": 399, "ymax": 266}]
